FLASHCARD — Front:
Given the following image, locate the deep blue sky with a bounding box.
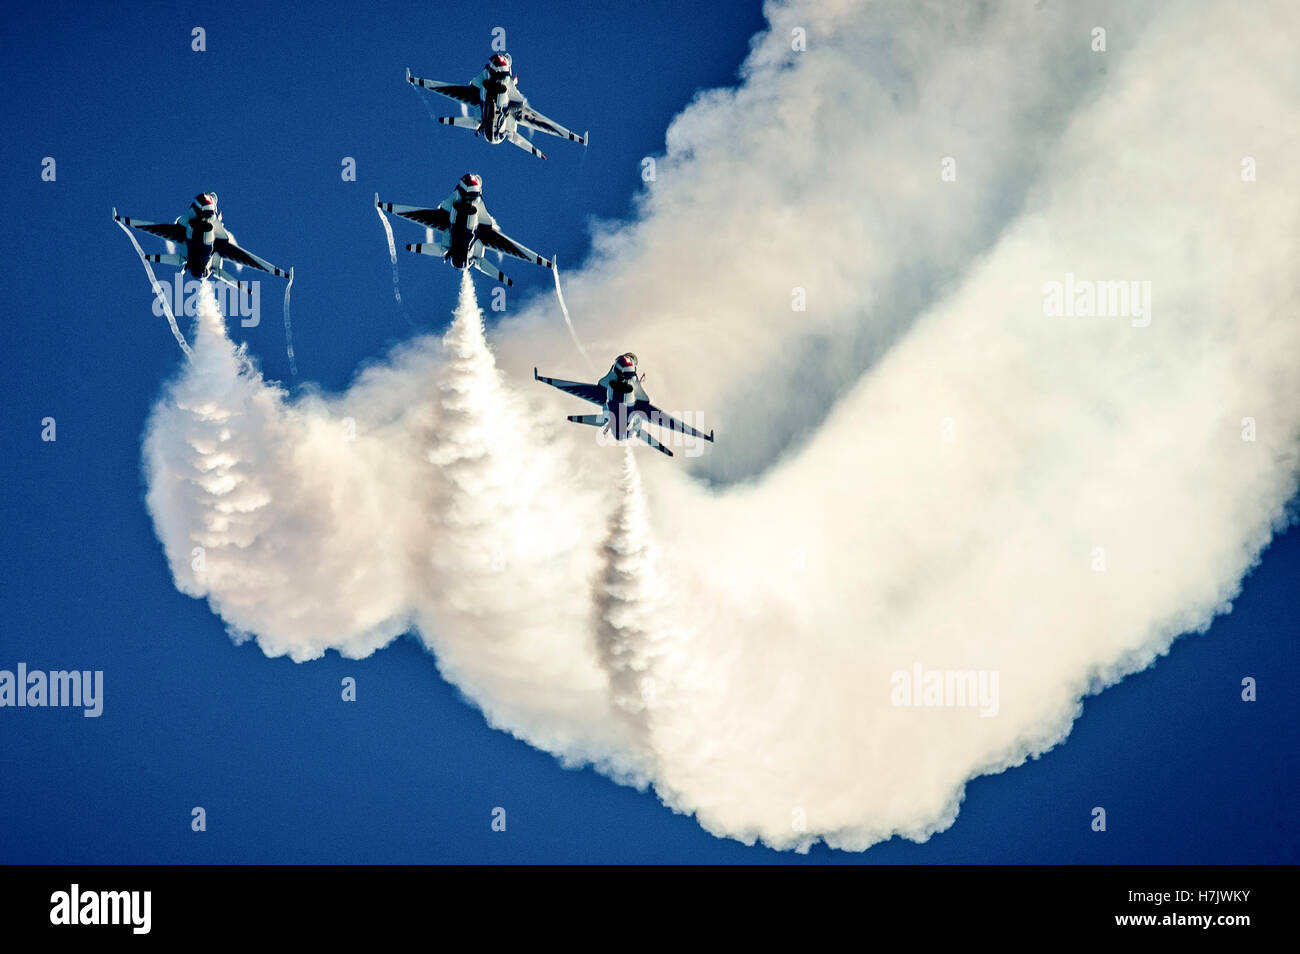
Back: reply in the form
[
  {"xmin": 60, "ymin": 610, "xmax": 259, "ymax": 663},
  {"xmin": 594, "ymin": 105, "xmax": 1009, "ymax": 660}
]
[{"xmin": 1, "ymin": 1, "xmax": 1296, "ymax": 863}]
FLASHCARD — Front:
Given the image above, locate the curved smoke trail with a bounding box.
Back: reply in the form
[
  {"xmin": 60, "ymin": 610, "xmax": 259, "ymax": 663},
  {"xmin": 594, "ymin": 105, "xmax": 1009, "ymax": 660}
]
[
  {"xmin": 375, "ymin": 202, "xmax": 404, "ymax": 306},
  {"xmin": 551, "ymin": 259, "xmax": 595, "ymax": 374},
  {"xmin": 114, "ymin": 216, "xmax": 191, "ymax": 358},
  {"xmin": 282, "ymin": 269, "xmax": 297, "ymax": 375}
]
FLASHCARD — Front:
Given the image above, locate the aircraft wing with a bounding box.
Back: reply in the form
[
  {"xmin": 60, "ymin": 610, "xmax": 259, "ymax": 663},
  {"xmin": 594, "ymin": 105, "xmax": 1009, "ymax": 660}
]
[
  {"xmin": 519, "ymin": 106, "xmax": 588, "ymax": 145},
  {"xmin": 113, "ymin": 211, "xmax": 186, "ymax": 243},
  {"xmin": 376, "ymin": 196, "xmax": 452, "ymax": 231},
  {"xmin": 634, "ymin": 400, "xmax": 715, "ymax": 443},
  {"xmin": 214, "ymin": 239, "xmax": 292, "ymax": 278},
  {"xmin": 534, "ymin": 368, "xmax": 604, "ymax": 405},
  {"xmin": 408, "ymin": 72, "xmax": 480, "ymax": 107},
  {"xmin": 476, "ymin": 225, "xmax": 553, "ymax": 268}
]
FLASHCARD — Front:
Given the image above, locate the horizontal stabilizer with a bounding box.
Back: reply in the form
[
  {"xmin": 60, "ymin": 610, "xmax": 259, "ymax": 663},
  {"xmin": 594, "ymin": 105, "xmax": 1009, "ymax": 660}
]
[
  {"xmin": 438, "ymin": 116, "xmax": 480, "ymax": 131},
  {"xmin": 636, "ymin": 428, "xmax": 674, "ymax": 457},
  {"xmin": 471, "ymin": 255, "xmax": 513, "ymax": 286},
  {"xmin": 143, "ymin": 252, "xmax": 185, "ymax": 267},
  {"xmin": 214, "ymin": 270, "xmax": 256, "ymax": 296},
  {"xmin": 507, "ymin": 130, "xmax": 547, "ymax": 160},
  {"xmin": 405, "ymin": 242, "xmax": 444, "ymax": 257}
]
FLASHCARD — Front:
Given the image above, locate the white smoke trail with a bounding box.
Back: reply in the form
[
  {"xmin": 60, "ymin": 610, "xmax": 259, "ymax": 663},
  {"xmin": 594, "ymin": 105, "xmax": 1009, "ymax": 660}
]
[
  {"xmin": 140, "ymin": 0, "xmax": 1300, "ymax": 852},
  {"xmin": 375, "ymin": 203, "xmax": 403, "ymax": 305},
  {"xmin": 282, "ymin": 268, "xmax": 297, "ymax": 376},
  {"xmin": 551, "ymin": 258, "xmax": 596, "ymax": 374},
  {"xmin": 593, "ymin": 447, "xmax": 667, "ymax": 756},
  {"xmin": 412, "ymin": 271, "xmax": 650, "ymax": 783},
  {"xmin": 143, "ymin": 279, "xmax": 424, "ymax": 661},
  {"xmin": 114, "ymin": 216, "xmax": 191, "ymax": 358}
]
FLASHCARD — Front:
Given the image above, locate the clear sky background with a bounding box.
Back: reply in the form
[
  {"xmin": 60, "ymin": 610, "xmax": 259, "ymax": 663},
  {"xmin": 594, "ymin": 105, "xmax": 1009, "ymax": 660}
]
[{"xmin": 0, "ymin": 0, "xmax": 1295, "ymax": 863}]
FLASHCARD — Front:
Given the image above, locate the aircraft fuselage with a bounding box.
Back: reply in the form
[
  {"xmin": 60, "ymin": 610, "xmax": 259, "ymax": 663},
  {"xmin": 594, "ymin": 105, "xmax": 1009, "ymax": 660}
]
[
  {"xmin": 599, "ymin": 364, "xmax": 642, "ymax": 442},
  {"xmin": 184, "ymin": 213, "xmax": 219, "ymax": 278},
  {"xmin": 481, "ymin": 86, "xmax": 508, "ymax": 143},
  {"xmin": 477, "ymin": 73, "xmax": 519, "ymax": 144},
  {"xmin": 445, "ymin": 196, "xmax": 481, "ymax": 269}
]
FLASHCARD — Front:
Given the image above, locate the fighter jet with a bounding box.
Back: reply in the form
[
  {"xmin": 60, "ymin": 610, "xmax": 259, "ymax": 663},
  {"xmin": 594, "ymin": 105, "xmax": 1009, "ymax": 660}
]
[
  {"xmin": 112, "ymin": 192, "xmax": 292, "ymax": 287},
  {"xmin": 534, "ymin": 353, "xmax": 715, "ymax": 457},
  {"xmin": 375, "ymin": 174, "xmax": 553, "ymax": 286},
  {"xmin": 406, "ymin": 53, "xmax": 588, "ymax": 160}
]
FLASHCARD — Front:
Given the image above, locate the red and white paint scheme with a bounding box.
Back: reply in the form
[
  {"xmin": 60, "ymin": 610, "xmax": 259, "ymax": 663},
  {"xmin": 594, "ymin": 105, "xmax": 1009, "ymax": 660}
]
[
  {"xmin": 534, "ymin": 354, "xmax": 716, "ymax": 457},
  {"xmin": 376, "ymin": 173, "xmax": 553, "ymax": 286},
  {"xmin": 406, "ymin": 52, "xmax": 588, "ymax": 160},
  {"xmin": 113, "ymin": 192, "xmax": 292, "ymax": 285}
]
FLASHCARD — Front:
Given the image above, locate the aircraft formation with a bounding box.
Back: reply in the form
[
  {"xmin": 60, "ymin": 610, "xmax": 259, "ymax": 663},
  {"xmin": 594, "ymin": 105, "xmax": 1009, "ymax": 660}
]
[{"xmin": 114, "ymin": 51, "xmax": 714, "ymax": 458}]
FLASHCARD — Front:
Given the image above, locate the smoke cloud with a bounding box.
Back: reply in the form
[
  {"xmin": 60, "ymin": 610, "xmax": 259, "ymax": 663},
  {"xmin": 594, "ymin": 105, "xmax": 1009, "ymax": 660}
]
[{"xmin": 140, "ymin": 0, "xmax": 1300, "ymax": 851}]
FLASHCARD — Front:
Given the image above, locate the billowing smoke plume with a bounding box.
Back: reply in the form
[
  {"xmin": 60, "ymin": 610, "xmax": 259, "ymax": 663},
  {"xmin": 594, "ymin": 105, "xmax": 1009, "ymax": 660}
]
[
  {"xmin": 413, "ymin": 273, "xmax": 649, "ymax": 783},
  {"xmin": 142, "ymin": 281, "xmax": 421, "ymax": 660},
  {"xmin": 141, "ymin": 0, "xmax": 1300, "ymax": 851},
  {"xmin": 593, "ymin": 449, "xmax": 671, "ymax": 761}
]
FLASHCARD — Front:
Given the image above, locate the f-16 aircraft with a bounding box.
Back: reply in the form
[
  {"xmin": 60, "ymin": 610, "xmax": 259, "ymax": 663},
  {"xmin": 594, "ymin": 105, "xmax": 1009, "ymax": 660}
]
[
  {"xmin": 406, "ymin": 53, "xmax": 588, "ymax": 160},
  {"xmin": 375, "ymin": 173, "xmax": 553, "ymax": 286},
  {"xmin": 112, "ymin": 193, "xmax": 292, "ymax": 287},
  {"xmin": 534, "ymin": 353, "xmax": 715, "ymax": 457}
]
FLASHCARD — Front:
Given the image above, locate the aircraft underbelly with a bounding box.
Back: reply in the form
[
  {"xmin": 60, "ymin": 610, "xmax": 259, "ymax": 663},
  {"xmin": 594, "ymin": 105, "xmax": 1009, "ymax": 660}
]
[
  {"xmin": 448, "ymin": 224, "xmax": 473, "ymax": 268},
  {"xmin": 607, "ymin": 401, "xmax": 638, "ymax": 441},
  {"xmin": 483, "ymin": 103, "xmax": 506, "ymax": 142},
  {"xmin": 607, "ymin": 403, "xmax": 627, "ymax": 441},
  {"xmin": 185, "ymin": 239, "xmax": 211, "ymax": 277}
]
